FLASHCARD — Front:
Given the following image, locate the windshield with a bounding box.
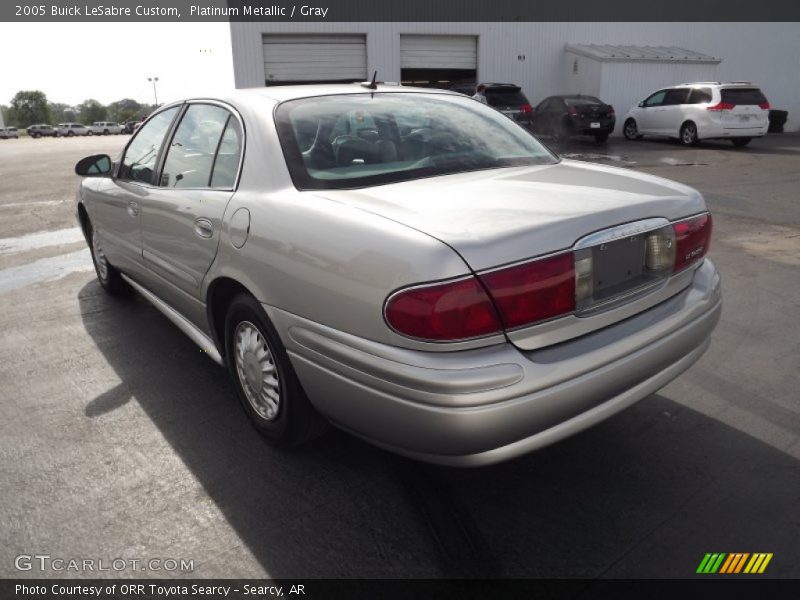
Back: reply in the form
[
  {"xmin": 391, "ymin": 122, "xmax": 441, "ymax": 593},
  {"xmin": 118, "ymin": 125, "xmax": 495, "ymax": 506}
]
[
  {"xmin": 564, "ymin": 96, "xmax": 603, "ymax": 107},
  {"xmin": 485, "ymin": 90, "xmax": 529, "ymax": 108},
  {"xmin": 275, "ymin": 92, "xmax": 557, "ymax": 190}
]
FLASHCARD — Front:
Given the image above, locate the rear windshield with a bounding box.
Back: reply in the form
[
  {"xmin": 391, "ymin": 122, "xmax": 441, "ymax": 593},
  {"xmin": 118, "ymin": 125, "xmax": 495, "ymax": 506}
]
[
  {"xmin": 564, "ymin": 97, "xmax": 603, "ymax": 106},
  {"xmin": 485, "ymin": 90, "xmax": 529, "ymax": 108},
  {"xmin": 275, "ymin": 92, "xmax": 557, "ymax": 191},
  {"xmin": 721, "ymin": 88, "xmax": 767, "ymax": 105}
]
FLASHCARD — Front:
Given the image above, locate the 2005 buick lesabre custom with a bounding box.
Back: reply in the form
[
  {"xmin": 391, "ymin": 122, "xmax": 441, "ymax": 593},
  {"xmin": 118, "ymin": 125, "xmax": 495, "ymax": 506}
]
[{"xmin": 74, "ymin": 84, "xmax": 721, "ymax": 466}]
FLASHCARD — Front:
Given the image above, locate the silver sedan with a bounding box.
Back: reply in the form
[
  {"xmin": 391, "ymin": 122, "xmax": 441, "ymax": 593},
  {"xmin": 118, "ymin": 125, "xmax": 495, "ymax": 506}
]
[{"xmin": 74, "ymin": 85, "xmax": 721, "ymax": 466}]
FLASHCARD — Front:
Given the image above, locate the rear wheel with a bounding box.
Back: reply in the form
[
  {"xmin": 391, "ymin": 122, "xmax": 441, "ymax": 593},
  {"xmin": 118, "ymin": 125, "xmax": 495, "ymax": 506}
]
[
  {"xmin": 225, "ymin": 294, "xmax": 328, "ymax": 447},
  {"xmin": 731, "ymin": 137, "xmax": 752, "ymax": 147},
  {"xmin": 103, "ymin": 129, "xmax": 109, "ymax": 135},
  {"xmin": 680, "ymin": 121, "xmax": 699, "ymax": 146},
  {"xmin": 67, "ymin": 131, "xmax": 74, "ymax": 137},
  {"xmin": 88, "ymin": 221, "xmax": 129, "ymax": 295},
  {"xmin": 623, "ymin": 119, "xmax": 642, "ymax": 140}
]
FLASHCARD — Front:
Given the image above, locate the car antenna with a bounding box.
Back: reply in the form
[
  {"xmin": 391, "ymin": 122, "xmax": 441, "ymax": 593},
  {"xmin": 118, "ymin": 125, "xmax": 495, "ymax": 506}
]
[{"xmin": 361, "ymin": 71, "xmax": 378, "ymax": 90}]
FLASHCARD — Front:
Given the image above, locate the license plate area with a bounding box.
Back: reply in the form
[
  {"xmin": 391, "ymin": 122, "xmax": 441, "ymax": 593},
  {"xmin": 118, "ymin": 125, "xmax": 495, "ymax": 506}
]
[
  {"xmin": 574, "ymin": 219, "xmax": 674, "ymax": 315},
  {"xmin": 590, "ymin": 122, "xmax": 601, "ymax": 128}
]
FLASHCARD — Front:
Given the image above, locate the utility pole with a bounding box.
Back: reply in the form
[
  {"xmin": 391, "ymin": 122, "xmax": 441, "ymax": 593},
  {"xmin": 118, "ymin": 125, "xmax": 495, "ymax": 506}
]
[{"xmin": 147, "ymin": 76, "xmax": 159, "ymax": 106}]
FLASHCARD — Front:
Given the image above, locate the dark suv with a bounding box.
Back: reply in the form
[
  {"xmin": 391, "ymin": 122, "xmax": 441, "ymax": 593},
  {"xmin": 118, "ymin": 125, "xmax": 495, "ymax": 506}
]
[
  {"xmin": 27, "ymin": 124, "xmax": 58, "ymax": 138},
  {"xmin": 449, "ymin": 82, "xmax": 533, "ymax": 125}
]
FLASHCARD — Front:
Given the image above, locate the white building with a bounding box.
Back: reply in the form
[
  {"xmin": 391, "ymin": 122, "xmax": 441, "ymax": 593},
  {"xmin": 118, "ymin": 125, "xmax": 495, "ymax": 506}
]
[{"xmin": 230, "ymin": 22, "xmax": 800, "ymax": 134}]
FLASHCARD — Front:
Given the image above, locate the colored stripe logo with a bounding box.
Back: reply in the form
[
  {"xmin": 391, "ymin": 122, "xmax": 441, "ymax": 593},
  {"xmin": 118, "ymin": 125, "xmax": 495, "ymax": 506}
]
[{"xmin": 696, "ymin": 552, "xmax": 773, "ymax": 574}]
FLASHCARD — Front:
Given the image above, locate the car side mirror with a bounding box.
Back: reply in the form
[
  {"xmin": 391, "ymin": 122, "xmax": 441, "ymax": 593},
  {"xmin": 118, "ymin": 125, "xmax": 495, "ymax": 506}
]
[
  {"xmin": 638, "ymin": 101, "xmax": 645, "ymax": 108},
  {"xmin": 75, "ymin": 154, "xmax": 112, "ymax": 177}
]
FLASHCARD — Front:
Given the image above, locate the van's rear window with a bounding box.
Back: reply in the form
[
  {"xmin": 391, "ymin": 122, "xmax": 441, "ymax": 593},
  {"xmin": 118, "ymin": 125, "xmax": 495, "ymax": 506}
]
[{"xmin": 721, "ymin": 88, "xmax": 768, "ymax": 105}]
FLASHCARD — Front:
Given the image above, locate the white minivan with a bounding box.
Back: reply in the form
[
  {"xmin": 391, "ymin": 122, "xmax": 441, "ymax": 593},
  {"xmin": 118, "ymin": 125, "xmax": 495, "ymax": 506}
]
[
  {"xmin": 623, "ymin": 82, "xmax": 770, "ymax": 147},
  {"xmin": 90, "ymin": 121, "xmax": 123, "ymax": 135}
]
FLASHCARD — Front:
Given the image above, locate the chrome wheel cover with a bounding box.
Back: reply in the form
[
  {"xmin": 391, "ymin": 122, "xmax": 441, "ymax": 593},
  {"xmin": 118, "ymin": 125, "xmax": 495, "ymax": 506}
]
[
  {"xmin": 624, "ymin": 121, "xmax": 637, "ymax": 138},
  {"xmin": 92, "ymin": 228, "xmax": 109, "ymax": 281},
  {"xmin": 234, "ymin": 321, "xmax": 280, "ymax": 421}
]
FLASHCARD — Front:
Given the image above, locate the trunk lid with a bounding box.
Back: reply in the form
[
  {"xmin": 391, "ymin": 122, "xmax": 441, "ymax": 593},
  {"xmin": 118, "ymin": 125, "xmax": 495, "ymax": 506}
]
[
  {"xmin": 720, "ymin": 87, "xmax": 769, "ymax": 129},
  {"xmin": 320, "ymin": 159, "xmax": 705, "ymax": 271}
]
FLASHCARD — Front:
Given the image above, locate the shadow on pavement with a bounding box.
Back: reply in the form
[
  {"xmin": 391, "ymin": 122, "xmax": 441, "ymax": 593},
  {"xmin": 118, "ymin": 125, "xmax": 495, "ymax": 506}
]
[{"xmin": 77, "ymin": 281, "xmax": 799, "ymax": 578}]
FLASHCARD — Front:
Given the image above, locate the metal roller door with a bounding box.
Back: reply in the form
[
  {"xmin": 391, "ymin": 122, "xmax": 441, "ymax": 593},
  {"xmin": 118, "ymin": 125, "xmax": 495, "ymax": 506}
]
[
  {"xmin": 400, "ymin": 35, "xmax": 477, "ymax": 87},
  {"xmin": 263, "ymin": 34, "xmax": 367, "ymax": 85}
]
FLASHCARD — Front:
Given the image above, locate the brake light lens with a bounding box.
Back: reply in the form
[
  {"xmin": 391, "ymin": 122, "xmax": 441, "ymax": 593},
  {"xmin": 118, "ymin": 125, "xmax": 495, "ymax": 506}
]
[
  {"xmin": 384, "ymin": 277, "xmax": 502, "ymax": 341},
  {"xmin": 521, "ymin": 103, "xmax": 533, "ymax": 114},
  {"xmin": 567, "ymin": 107, "xmax": 578, "ymax": 116},
  {"xmin": 759, "ymin": 101, "xmax": 770, "ymax": 110},
  {"xmin": 673, "ymin": 214, "xmax": 712, "ymax": 272},
  {"xmin": 609, "ymin": 106, "xmax": 615, "ymax": 117},
  {"xmin": 480, "ymin": 253, "xmax": 576, "ymax": 329},
  {"xmin": 707, "ymin": 102, "xmax": 735, "ymax": 111}
]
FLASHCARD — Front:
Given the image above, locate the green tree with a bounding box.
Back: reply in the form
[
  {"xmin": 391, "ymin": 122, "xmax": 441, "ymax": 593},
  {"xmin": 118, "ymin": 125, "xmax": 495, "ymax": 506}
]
[
  {"xmin": 108, "ymin": 98, "xmax": 143, "ymax": 123},
  {"xmin": 48, "ymin": 102, "xmax": 73, "ymax": 124},
  {"xmin": 77, "ymin": 99, "xmax": 108, "ymax": 124},
  {"xmin": 10, "ymin": 90, "xmax": 51, "ymax": 127}
]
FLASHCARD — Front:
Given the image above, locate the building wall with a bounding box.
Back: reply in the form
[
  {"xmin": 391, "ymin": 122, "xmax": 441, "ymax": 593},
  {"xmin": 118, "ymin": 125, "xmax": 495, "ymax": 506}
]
[{"xmin": 230, "ymin": 22, "xmax": 800, "ymax": 131}]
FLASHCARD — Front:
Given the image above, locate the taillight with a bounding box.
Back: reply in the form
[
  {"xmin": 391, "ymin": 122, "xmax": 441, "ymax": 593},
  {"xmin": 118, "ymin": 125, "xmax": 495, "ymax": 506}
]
[
  {"xmin": 384, "ymin": 277, "xmax": 502, "ymax": 341},
  {"xmin": 609, "ymin": 106, "xmax": 615, "ymax": 117},
  {"xmin": 673, "ymin": 214, "xmax": 712, "ymax": 272},
  {"xmin": 521, "ymin": 103, "xmax": 532, "ymax": 114},
  {"xmin": 480, "ymin": 253, "xmax": 575, "ymax": 329},
  {"xmin": 759, "ymin": 101, "xmax": 770, "ymax": 110},
  {"xmin": 567, "ymin": 107, "xmax": 578, "ymax": 116},
  {"xmin": 707, "ymin": 102, "xmax": 735, "ymax": 111}
]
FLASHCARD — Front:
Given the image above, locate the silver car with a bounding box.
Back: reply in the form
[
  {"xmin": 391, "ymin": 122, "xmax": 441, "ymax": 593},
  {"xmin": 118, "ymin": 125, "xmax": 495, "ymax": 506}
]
[{"xmin": 74, "ymin": 85, "xmax": 721, "ymax": 466}]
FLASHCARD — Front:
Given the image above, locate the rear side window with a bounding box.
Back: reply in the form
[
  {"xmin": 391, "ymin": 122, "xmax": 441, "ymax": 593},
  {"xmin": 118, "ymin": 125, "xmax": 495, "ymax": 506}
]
[
  {"xmin": 721, "ymin": 88, "xmax": 767, "ymax": 105},
  {"xmin": 118, "ymin": 107, "xmax": 180, "ymax": 184},
  {"xmin": 663, "ymin": 88, "xmax": 690, "ymax": 106},
  {"xmin": 160, "ymin": 104, "xmax": 241, "ymax": 190},
  {"xmin": 486, "ymin": 90, "xmax": 529, "ymax": 108}
]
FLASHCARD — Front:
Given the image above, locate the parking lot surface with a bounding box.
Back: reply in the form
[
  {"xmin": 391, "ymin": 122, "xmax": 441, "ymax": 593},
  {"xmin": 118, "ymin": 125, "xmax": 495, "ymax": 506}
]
[{"xmin": 0, "ymin": 134, "xmax": 798, "ymax": 578}]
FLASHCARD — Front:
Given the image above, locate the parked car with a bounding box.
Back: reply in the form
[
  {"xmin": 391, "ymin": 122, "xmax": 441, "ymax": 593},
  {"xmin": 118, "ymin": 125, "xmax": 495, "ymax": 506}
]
[
  {"xmin": 58, "ymin": 123, "xmax": 91, "ymax": 137},
  {"xmin": 74, "ymin": 86, "xmax": 720, "ymax": 466},
  {"xmin": 27, "ymin": 124, "xmax": 58, "ymax": 138},
  {"xmin": 90, "ymin": 121, "xmax": 123, "ymax": 135},
  {"xmin": 623, "ymin": 82, "xmax": 770, "ymax": 147},
  {"xmin": 122, "ymin": 121, "xmax": 139, "ymax": 134},
  {"xmin": 0, "ymin": 126, "xmax": 20, "ymax": 139},
  {"xmin": 532, "ymin": 95, "xmax": 616, "ymax": 143},
  {"xmin": 449, "ymin": 82, "xmax": 533, "ymax": 125}
]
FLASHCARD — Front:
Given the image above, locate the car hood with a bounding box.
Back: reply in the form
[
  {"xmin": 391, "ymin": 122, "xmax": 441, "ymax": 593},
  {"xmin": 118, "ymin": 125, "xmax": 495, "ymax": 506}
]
[{"xmin": 318, "ymin": 159, "xmax": 706, "ymax": 271}]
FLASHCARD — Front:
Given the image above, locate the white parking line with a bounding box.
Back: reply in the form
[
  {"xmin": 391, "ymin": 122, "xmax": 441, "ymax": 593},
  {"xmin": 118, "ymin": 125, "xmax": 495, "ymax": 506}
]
[
  {"xmin": 0, "ymin": 249, "xmax": 92, "ymax": 293},
  {"xmin": 0, "ymin": 199, "xmax": 66, "ymax": 209},
  {"xmin": 0, "ymin": 227, "xmax": 85, "ymax": 255}
]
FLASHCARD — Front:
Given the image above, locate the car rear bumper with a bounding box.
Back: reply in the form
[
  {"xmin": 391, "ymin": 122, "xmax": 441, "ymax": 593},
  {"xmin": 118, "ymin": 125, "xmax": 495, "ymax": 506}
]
[
  {"xmin": 700, "ymin": 122, "xmax": 768, "ymax": 139},
  {"xmin": 270, "ymin": 259, "xmax": 721, "ymax": 466}
]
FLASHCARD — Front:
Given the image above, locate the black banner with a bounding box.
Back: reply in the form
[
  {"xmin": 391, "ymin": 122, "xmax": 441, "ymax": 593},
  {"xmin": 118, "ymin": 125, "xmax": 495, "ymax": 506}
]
[
  {"xmin": 2, "ymin": 0, "xmax": 800, "ymax": 22},
  {"xmin": 3, "ymin": 579, "xmax": 800, "ymax": 600}
]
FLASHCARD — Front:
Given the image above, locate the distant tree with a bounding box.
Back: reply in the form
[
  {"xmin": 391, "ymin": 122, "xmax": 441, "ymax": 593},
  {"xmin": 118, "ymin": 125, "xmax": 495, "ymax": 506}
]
[
  {"xmin": 48, "ymin": 102, "xmax": 72, "ymax": 124},
  {"xmin": 77, "ymin": 99, "xmax": 108, "ymax": 124},
  {"xmin": 10, "ymin": 90, "xmax": 51, "ymax": 127},
  {"xmin": 108, "ymin": 98, "xmax": 143, "ymax": 123}
]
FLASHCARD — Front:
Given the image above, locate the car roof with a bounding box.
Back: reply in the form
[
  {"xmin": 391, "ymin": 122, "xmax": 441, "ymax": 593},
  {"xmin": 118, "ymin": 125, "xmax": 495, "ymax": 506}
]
[{"xmin": 163, "ymin": 84, "xmax": 463, "ymax": 110}]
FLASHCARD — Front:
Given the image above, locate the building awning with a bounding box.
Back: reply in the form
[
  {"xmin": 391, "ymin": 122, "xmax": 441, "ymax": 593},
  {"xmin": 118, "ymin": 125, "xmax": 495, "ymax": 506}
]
[{"xmin": 565, "ymin": 44, "xmax": 721, "ymax": 64}]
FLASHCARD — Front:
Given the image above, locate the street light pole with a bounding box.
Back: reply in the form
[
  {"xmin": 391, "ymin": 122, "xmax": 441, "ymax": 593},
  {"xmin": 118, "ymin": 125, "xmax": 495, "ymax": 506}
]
[{"xmin": 147, "ymin": 77, "xmax": 159, "ymax": 106}]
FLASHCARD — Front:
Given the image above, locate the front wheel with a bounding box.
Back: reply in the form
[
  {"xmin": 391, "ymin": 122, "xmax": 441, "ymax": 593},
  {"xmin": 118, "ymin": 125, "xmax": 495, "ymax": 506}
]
[
  {"xmin": 225, "ymin": 294, "xmax": 328, "ymax": 447},
  {"xmin": 731, "ymin": 137, "xmax": 751, "ymax": 147},
  {"xmin": 680, "ymin": 122, "xmax": 699, "ymax": 146},
  {"xmin": 88, "ymin": 221, "xmax": 129, "ymax": 295},
  {"xmin": 623, "ymin": 119, "xmax": 642, "ymax": 140}
]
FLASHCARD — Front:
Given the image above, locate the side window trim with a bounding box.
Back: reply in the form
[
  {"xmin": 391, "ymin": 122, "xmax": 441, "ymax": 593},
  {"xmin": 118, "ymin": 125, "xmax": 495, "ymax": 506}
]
[
  {"xmin": 116, "ymin": 103, "xmax": 185, "ymax": 185},
  {"xmin": 208, "ymin": 114, "xmax": 233, "ymax": 188},
  {"xmin": 156, "ymin": 100, "xmax": 246, "ymax": 192},
  {"xmin": 152, "ymin": 104, "xmax": 189, "ymax": 187}
]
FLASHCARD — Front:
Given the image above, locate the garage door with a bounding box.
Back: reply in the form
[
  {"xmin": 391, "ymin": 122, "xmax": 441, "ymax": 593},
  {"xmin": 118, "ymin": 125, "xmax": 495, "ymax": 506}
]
[
  {"xmin": 400, "ymin": 35, "xmax": 477, "ymax": 70},
  {"xmin": 263, "ymin": 34, "xmax": 367, "ymax": 85}
]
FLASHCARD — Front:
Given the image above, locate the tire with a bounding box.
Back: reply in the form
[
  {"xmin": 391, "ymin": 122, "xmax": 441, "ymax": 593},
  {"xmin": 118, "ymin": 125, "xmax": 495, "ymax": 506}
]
[
  {"xmin": 680, "ymin": 121, "xmax": 699, "ymax": 146},
  {"xmin": 87, "ymin": 130, "xmax": 93, "ymax": 136},
  {"xmin": 594, "ymin": 133, "xmax": 609, "ymax": 144},
  {"xmin": 731, "ymin": 137, "xmax": 751, "ymax": 147},
  {"xmin": 103, "ymin": 129, "xmax": 109, "ymax": 135},
  {"xmin": 68, "ymin": 131, "xmax": 74, "ymax": 137},
  {"xmin": 87, "ymin": 220, "xmax": 129, "ymax": 295},
  {"xmin": 623, "ymin": 119, "xmax": 642, "ymax": 140},
  {"xmin": 225, "ymin": 294, "xmax": 329, "ymax": 447}
]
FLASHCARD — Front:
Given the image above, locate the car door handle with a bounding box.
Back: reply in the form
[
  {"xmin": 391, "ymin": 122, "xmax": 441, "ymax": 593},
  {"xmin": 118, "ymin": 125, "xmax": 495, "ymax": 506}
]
[
  {"xmin": 127, "ymin": 201, "xmax": 139, "ymax": 217},
  {"xmin": 194, "ymin": 218, "xmax": 214, "ymax": 239}
]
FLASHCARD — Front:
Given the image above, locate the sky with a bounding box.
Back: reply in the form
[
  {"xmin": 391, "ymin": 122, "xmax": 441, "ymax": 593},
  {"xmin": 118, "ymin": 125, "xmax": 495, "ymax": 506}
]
[{"xmin": 0, "ymin": 23, "xmax": 235, "ymax": 108}]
